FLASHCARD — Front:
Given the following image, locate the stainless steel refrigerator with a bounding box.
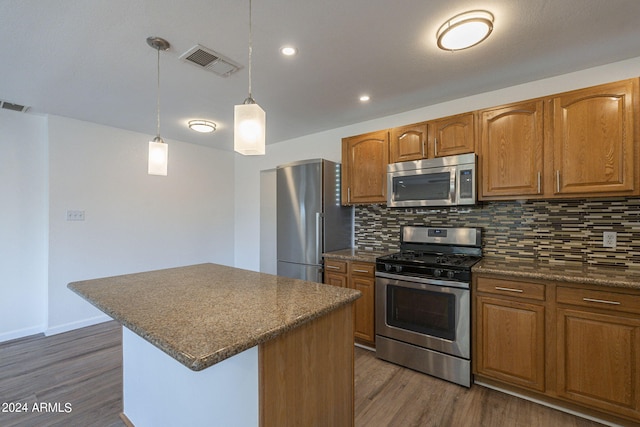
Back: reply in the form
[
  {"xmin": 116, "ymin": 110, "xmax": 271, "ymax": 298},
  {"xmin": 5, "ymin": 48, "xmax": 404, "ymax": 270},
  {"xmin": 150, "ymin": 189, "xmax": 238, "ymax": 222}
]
[{"xmin": 277, "ymin": 159, "xmax": 353, "ymax": 282}]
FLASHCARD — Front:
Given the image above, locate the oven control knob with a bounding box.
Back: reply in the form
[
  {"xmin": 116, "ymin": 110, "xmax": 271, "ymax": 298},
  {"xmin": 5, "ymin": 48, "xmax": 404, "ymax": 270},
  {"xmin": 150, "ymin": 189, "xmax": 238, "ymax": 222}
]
[
  {"xmin": 394, "ymin": 265, "xmax": 403, "ymax": 273},
  {"xmin": 434, "ymin": 269, "xmax": 442, "ymax": 277},
  {"xmin": 447, "ymin": 270, "xmax": 456, "ymax": 279},
  {"xmin": 384, "ymin": 263, "xmax": 392, "ymax": 272}
]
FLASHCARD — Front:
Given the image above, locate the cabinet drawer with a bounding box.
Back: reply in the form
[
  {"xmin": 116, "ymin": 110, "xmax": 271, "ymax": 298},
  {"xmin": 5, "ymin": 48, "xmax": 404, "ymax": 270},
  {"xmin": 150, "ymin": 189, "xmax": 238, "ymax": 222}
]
[
  {"xmin": 350, "ymin": 262, "xmax": 375, "ymax": 277},
  {"xmin": 557, "ymin": 286, "xmax": 640, "ymax": 315},
  {"xmin": 476, "ymin": 277, "xmax": 545, "ymax": 301},
  {"xmin": 324, "ymin": 259, "xmax": 347, "ymax": 274}
]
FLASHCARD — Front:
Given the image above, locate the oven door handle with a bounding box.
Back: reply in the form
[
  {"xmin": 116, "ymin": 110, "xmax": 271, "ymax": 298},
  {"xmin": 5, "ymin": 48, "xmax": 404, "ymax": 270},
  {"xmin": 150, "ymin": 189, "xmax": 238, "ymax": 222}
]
[{"xmin": 375, "ymin": 271, "xmax": 470, "ymax": 290}]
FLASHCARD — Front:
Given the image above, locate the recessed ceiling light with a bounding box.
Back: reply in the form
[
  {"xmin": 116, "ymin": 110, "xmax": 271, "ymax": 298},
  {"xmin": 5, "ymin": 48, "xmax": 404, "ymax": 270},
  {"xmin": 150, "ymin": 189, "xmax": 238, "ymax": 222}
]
[
  {"xmin": 359, "ymin": 95, "xmax": 371, "ymax": 102},
  {"xmin": 188, "ymin": 120, "xmax": 217, "ymax": 133},
  {"xmin": 280, "ymin": 46, "xmax": 297, "ymax": 56},
  {"xmin": 436, "ymin": 10, "xmax": 494, "ymax": 51}
]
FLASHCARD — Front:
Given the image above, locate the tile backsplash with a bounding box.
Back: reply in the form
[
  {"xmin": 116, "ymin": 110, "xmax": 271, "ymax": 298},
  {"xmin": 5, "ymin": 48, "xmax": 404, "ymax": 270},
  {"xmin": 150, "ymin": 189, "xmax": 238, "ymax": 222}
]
[{"xmin": 354, "ymin": 198, "xmax": 640, "ymax": 269}]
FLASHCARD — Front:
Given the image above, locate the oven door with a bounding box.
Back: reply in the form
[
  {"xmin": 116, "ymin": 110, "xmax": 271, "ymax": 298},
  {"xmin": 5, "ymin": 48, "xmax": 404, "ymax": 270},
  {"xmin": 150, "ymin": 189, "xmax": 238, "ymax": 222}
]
[{"xmin": 375, "ymin": 274, "xmax": 470, "ymax": 359}]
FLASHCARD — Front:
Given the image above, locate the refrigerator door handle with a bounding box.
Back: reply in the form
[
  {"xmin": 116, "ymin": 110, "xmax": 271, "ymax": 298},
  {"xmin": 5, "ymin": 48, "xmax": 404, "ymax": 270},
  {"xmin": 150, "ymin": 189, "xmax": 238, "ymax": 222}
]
[{"xmin": 315, "ymin": 212, "xmax": 324, "ymax": 265}]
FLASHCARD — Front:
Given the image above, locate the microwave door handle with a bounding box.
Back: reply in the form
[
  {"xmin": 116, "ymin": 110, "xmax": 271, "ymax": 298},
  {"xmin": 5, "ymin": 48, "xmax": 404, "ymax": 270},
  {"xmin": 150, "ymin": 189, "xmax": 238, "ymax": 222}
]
[{"xmin": 450, "ymin": 167, "xmax": 457, "ymax": 204}]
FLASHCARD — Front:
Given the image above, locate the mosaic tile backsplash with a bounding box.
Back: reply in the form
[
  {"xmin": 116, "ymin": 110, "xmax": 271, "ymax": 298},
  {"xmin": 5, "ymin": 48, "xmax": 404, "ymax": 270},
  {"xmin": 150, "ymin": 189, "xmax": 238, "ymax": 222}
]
[{"xmin": 354, "ymin": 198, "xmax": 640, "ymax": 269}]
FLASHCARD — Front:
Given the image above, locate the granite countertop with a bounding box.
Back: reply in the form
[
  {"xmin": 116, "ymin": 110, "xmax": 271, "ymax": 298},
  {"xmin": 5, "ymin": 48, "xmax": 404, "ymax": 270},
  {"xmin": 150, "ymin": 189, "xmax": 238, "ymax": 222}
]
[
  {"xmin": 323, "ymin": 248, "xmax": 391, "ymax": 263},
  {"xmin": 68, "ymin": 263, "xmax": 361, "ymax": 371},
  {"xmin": 474, "ymin": 257, "xmax": 640, "ymax": 290}
]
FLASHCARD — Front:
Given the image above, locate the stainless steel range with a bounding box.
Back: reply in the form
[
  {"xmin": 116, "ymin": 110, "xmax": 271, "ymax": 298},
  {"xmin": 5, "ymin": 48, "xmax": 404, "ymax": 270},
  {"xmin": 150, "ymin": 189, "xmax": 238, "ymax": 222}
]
[{"xmin": 375, "ymin": 226, "xmax": 482, "ymax": 387}]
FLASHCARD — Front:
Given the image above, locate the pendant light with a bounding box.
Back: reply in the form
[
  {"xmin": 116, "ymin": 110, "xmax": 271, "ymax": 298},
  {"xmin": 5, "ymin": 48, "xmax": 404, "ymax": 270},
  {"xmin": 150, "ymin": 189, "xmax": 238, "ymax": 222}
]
[
  {"xmin": 147, "ymin": 36, "xmax": 170, "ymax": 175},
  {"xmin": 234, "ymin": 0, "xmax": 266, "ymax": 155}
]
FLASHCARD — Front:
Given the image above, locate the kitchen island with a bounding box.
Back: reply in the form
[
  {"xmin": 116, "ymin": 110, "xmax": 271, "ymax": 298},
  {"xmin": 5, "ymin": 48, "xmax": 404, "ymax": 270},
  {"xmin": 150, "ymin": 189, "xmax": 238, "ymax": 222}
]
[{"xmin": 68, "ymin": 263, "xmax": 360, "ymax": 427}]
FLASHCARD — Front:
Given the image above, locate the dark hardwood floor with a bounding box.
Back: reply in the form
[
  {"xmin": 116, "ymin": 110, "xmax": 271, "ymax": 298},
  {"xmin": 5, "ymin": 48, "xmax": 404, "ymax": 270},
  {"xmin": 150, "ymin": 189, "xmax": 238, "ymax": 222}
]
[{"xmin": 0, "ymin": 321, "xmax": 608, "ymax": 426}]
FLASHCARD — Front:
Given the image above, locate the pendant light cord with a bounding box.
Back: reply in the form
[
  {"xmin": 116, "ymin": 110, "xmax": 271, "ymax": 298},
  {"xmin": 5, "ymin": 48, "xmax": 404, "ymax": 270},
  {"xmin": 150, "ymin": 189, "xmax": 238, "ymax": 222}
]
[
  {"xmin": 248, "ymin": 0, "xmax": 253, "ymax": 100},
  {"xmin": 156, "ymin": 46, "xmax": 161, "ymax": 138}
]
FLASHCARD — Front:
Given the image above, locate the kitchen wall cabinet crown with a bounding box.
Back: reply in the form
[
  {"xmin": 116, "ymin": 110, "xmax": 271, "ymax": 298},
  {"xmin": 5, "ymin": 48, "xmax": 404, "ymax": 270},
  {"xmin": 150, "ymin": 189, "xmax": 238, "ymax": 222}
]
[
  {"xmin": 341, "ymin": 77, "xmax": 639, "ymax": 205},
  {"xmin": 342, "ymin": 130, "xmax": 389, "ymax": 205}
]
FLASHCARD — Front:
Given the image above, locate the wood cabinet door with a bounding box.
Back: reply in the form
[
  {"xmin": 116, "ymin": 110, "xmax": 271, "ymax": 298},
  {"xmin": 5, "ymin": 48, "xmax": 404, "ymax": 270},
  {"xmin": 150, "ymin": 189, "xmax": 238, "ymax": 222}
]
[
  {"xmin": 552, "ymin": 79, "xmax": 638, "ymax": 196},
  {"xmin": 389, "ymin": 123, "xmax": 428, "ymax": 163},
  {"xmin": 557, "ymin": 307, "xmax": 640, "ymax": 419},
  {"xmin": 342, "ymin": 130, "xmax": 389, "ymax": 204},
  {"xmin": 475, "ymin": 295, "xmax": 545, "ymax": 392},
  {"xmin": 324, "ymin": 271, "xmax": 348, "ymax": 288},
  {"xmin": 478, "ymin": 101, "xmax": 544, "ymax": 199},
  {"xmin": 351, "ymin": 275, "xmax": 375, "ymax": 345},
  {"xmin": 428, "ymin": 112, "xmax": 475, "ymax": 158}
]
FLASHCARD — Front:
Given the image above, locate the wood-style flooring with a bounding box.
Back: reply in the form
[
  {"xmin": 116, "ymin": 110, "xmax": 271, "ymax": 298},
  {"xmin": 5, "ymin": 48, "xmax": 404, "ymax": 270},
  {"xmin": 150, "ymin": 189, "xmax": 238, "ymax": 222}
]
[{"xmin": 0, "ymin": 321, "xmax": 607, "ymax": 427}]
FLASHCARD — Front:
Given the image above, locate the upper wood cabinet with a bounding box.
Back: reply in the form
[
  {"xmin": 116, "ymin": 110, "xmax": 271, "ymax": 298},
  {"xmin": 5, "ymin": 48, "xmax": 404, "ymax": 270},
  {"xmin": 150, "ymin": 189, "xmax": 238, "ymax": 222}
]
[
  {"xmin": 389, "ymin": 113, "xmax": 475, "ymax": 164},
  {"xmin": 342, "ymin": 130, "xmax": 389, "ymax": 205},
  {"xmin": 479, "ymin": 100, "xmax": 545, "ymax": 198},
  {"xmin": 389, "ymin": 123, "xmax": 427, "ymax": 163},
  {"xmin": 479, "ymin": 78, "xmax": 639, "ymax": 201},
  {"xmin": 552, "ymin": 79, "xmax": 638, "ymax": 196},
  {"xmin": 428, "ymin": 112, "xmax": 476, "ymax": 158}
]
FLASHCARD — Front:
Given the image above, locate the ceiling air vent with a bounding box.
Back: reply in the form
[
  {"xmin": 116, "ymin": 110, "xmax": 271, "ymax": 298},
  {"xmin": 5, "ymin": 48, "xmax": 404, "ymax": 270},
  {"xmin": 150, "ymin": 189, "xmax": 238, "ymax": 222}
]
[
  {"xmin": 1, "ymin": 100, "xmax": 29, "ymax": 113},
  {"xmin": 180, "ymin": 44, "xmax": 242, "ymax": 77}
]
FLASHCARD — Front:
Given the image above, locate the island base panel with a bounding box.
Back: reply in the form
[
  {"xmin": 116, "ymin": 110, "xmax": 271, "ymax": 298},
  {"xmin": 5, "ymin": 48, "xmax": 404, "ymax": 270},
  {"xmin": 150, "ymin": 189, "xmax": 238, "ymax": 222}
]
[
  {"xmin": 122, "ymin": 328, "xmax": 259, "ymax": 427},
  {"xmin": 260, "ymin": 303, "xmax": 355, "ymax": 426}
]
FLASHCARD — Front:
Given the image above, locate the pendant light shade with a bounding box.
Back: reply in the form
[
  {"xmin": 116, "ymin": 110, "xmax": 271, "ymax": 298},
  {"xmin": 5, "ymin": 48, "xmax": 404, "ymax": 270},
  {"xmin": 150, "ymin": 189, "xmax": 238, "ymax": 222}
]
[
  {"xmin": 148, "ymin": 136, "xmax": 168, "ymax": 175},
  {"xmin": 234, "ymin": 0, "xmax": 266, "ymax": 155},
  {"xmin": 147, "ymin": 36, "xmax": 170, "ymax": 175},
  {"xmin": 234, "ymin": 99, "xmax": 265, "ymax": 155}
]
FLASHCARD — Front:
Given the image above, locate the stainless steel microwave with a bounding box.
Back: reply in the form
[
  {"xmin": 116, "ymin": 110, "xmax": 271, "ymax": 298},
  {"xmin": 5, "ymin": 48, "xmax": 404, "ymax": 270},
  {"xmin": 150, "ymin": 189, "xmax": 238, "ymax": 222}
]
[{"xmin": 387, "ymin": 153, "xmax": 476, "ymax": 207}]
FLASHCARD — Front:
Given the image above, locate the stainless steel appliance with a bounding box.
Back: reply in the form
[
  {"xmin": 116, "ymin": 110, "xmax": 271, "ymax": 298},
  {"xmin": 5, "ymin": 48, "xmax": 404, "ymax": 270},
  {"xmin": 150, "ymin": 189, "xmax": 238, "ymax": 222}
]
[
  {"xmin": 387, "ymin": 153, "xmax": 476, "ymax": 208},
  {"xmin": 277, "ymin": 159, "xmax": 353, "ymax": 282},
  {"xmin": 375, "ymin": 226, "xmax": 482, "ymax": 387}
]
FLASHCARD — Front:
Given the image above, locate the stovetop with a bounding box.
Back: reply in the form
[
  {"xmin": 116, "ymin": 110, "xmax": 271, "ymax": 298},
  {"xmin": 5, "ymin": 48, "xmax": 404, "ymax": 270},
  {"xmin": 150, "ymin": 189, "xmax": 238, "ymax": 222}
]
[{"xmin": 375, "ymin": 226, "xmax": 483, "ymax": 283}]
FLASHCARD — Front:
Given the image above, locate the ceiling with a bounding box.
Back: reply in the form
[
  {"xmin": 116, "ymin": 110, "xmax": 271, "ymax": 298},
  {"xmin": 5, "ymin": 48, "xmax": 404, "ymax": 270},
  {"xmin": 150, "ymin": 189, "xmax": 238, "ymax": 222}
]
[{"xmin": 2, "ymin": 0, "xmax": 640, "ymax": 152}]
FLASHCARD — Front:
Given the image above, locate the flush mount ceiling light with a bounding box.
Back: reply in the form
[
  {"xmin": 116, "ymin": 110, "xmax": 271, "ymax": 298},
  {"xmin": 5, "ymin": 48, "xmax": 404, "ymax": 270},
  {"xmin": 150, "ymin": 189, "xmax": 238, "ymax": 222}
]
[
  {"xmin": 436, "ymin": 10, "xmax": 494, "ymax": 51},
  {"xmin": 188, "ymin": 120, "xmax": 217, "ymax": 133},
  {"xmin": 147, "ymin": 36, "xmax": 170, "ymax": 176},
  {"xmin": 359, "ymin": 95, "xmax": 371, "ymax": 102},
  {"xmin": 280, "ymin": 46, "xmax": 297, "ymax": 56},
  {"xmin": 234, "ymin": 0, "xmax": 266, "ymax": 155}
]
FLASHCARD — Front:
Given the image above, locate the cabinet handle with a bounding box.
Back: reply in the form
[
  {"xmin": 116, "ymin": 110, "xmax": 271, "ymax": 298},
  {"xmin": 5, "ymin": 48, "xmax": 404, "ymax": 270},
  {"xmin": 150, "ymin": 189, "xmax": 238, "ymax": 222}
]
[
  {"xmin": 556, "ymin": 170, "xmax": 560, "ymax": 193},
  {"xmin": 537, "ymin": 171, "xmax": 541, "ymax": 194},
  {"xmin": 353, "ymin": 269, "xmax": 369, "ymax": 273},
  {"xmin": 326, "ymin": 265, "xmax": 341, "ymax": 270},
  {"xmin": 495, "ymin": 286, "xmax": 524, "ymax": 293},
  {"xmin": 347, "ymin": 187, "xmax": 351, "ymax": 203},
  {"xmin": 434, "ymin": 138, "xmax": 438, "ymax": 157},
  {"xmin": 583, "ymin": 297, "xmax": 621, "ymax": 305}
]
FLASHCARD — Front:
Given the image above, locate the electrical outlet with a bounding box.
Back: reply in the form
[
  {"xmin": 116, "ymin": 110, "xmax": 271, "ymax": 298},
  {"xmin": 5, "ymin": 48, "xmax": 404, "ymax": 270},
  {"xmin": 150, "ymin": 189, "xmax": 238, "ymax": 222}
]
[
  {"xmin": 66, "ymin": 210, "xmax": 85, "ymax": 221},
  {"xmin": 603, "ymin": 231, "xmax": 617, "ymax": 248}
]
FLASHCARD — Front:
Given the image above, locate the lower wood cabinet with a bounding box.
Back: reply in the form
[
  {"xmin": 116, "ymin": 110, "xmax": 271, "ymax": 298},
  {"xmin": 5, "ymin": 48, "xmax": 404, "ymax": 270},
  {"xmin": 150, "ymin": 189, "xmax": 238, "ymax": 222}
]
[
  {"xmin": 324, "ymin": 259, "xmax": 375, "ymax": 347},
  {"xmin": 556, "ymin": 287, "xmax": 640, "ymax": 420},
  {"xmin": 476, "ymin": 295, "xmax": 545, "ymax": 392},
  {"xmin": 474, "ymin": 274, "xmax": 640, "ymax": 424}
]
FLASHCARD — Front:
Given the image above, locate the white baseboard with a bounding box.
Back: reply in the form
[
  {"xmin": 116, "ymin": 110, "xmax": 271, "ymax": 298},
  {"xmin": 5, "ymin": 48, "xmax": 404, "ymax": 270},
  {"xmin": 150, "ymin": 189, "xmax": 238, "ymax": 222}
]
[
  {"xmin": 474, "ymin": 380, "xmax": 622, "ymax": 427},
  {"xmin": 0, "ymin": 324, "xmax": 46, "ymax": 343},
  {"xmin": 44, "ymin": 314, "xmax": 112, "ymax": 336}
]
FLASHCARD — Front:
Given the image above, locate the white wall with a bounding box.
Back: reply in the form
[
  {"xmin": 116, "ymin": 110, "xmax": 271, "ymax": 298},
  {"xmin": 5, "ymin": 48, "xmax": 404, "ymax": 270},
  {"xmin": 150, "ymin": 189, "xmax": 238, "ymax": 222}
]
[
  {"xmin": 234, "ymin": 55, "xmax": 640, "ymax": 272},
  {"xmin": 0, "ymin": 110, "xmax": 48, "ymax": 341},
  {"xmin": 46, "ymin": 116, "xmax": 235, "ymax": 334}
]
